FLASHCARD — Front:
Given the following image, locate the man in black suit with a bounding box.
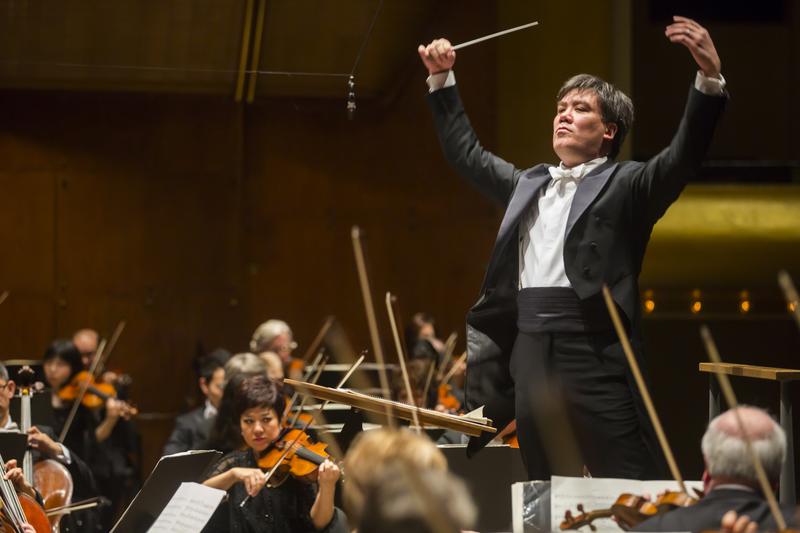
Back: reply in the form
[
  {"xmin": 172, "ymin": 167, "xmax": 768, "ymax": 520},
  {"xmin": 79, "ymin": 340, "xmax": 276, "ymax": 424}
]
[
  {"xmin": 634, "ymin": 406, "xmax": 797, "ymax": 532},
  {"xmin": 163, "ymin": 349, "xmax": 229, "ymax": 455},
  {"xmin": 419, "ymin": 17, "xmax": 727, "ymax": 479}
]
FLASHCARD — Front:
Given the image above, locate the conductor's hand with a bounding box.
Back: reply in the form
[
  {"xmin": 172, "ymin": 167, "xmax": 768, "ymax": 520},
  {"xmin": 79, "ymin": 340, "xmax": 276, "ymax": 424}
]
[
  {"xmin": 665, "ymin": 16, "xmax": 721, "ymax": 78},
  {"xmin": 418, "ymin": 39, "xmax": 456, "ymax": 76}
]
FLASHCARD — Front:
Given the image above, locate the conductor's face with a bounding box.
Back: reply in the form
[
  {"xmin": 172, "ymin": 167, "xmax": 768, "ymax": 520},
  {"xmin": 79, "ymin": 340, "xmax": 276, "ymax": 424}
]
[{"xmin": 553, "ymin": 89, "xmax": 617, "ymax": 167}]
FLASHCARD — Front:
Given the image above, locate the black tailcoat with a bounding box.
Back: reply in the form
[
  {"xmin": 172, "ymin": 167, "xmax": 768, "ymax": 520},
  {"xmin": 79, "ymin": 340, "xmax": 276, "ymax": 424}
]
[{"xmin": 427, "ymin": 83, "xmax": 726, "ymax": 456}]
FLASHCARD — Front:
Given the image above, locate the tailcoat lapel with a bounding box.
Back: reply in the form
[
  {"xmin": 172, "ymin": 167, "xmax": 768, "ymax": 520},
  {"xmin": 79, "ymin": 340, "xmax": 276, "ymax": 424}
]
[
  {"xmin": 496, "ymin": 166, "xmax": 550, "ymax": 245},
  {"xmin": 565, "ymin": 161, "xmax": 618, "ymax": 238}
]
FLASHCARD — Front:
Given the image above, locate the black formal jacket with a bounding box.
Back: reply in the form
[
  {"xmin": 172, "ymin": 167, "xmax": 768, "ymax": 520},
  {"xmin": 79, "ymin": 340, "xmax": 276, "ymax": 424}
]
[
  {"xmin": 633, "ymin": 488, "xmax": 797, "ymax": 532},
  {"xmin": 162, "ymin": 406, "xmax": 212, "ymax": 456},
  {"xmin": 428, "ymin": 83, "xmax": 726, "ymax": 455}
]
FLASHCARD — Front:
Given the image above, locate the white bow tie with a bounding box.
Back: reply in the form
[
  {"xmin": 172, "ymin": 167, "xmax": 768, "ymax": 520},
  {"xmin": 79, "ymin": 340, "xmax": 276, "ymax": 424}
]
[{"xmin": 548, "ymin": 164, "xmax": 586, "ymax": 182}]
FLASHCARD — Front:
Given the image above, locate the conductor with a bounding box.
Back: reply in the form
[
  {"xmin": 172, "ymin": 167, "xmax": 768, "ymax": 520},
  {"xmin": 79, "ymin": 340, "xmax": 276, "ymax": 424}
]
[{"xmin": 419, "ymin": 17, "xmax": 727, "ymax": 479}]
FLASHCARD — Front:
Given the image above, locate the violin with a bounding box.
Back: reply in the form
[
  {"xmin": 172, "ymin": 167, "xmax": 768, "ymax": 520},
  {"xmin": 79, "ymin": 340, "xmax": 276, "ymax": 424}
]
[
  {"xmin": 256, "ymin": 429, "xmax": 332, "ymax": 487},
  {"xmin": 560, "ymin": 490, "xmax": 701, "ymax": 531},
  {"xmin": 437, "ymin": 383, "xmax": 461, "ymax": 413},
  {"xmin": 57, "ymin": 371, "xmax": 138, "ymax": 419}
]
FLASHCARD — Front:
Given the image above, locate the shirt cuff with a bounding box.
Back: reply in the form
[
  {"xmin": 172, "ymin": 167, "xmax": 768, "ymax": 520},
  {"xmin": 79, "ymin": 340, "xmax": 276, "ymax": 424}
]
[
  {"xmin": 57, "ymin": 444, "xmax": 72, "ymax": 465},
  {"xmin": 426, "ymin": 70, "xmax": 456, "ymax": 93},
  {"xmin": 694, "ymin": 70, "xmax": 726, "ymax": 95}
]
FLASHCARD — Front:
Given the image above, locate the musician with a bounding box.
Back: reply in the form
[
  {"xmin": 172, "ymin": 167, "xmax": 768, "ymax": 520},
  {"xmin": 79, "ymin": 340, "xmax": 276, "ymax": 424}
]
[
  {"xmin": 3, "ymin": 459, "xmax": 39, "ymax": 533},
  {"xmin": 358, "ymin": 464, "xmax": 476, "ymax": 533},
  {"xmin": 0, "ymin": 361, "xmax": 102, "ymax": 532},
  {"xmin": 342, "ymin": 427, "xmax": 449, "ymax": 526},
  {"xmin": 250, "ymin": 320, "xmax": 303, "ymax": 380},
  {"xmin": 404, "ymin": 312, "xmax": 445, "ymax": 363},
  {"xmin": 72, "ymin": 329, "xmax": 99, "ymax": 371},
  {"xmin": 207, "ymin": 353, "xmax": 270, "ymax": 454},
  {"xmin": 43, "ymin": 340, "xmax": 136, "ymax": 529},
  {"xmin": 162, "ymin": 349, "xmax": 230, "ymax": 455},
  {"xmin": 202, "ymin": 374, "xmax": 341, "ymax": 532},
  {"xmin": 419, "ymin": 17, "xmax": 727, "ymax": 479},
  {"xmin": 260, "ymin": 351, "xmax": 285, "ymax": 381},
  {"xmin": 73, "ymin": 328, "xmax": 119, "ymax": 387},
  {"xmin": 633, "ymin": 406, "xmax": 797, "ymax": 532}
]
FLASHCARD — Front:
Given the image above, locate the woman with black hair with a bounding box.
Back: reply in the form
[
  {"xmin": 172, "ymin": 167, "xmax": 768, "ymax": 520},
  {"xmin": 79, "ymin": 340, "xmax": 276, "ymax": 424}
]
[
  {"xmin": 203, "ymin": 374, "xmax": 340, "ymax": 532},
  {"xmin": 43, "ymin": 339, "xmax": 135, "ymax": 530}
]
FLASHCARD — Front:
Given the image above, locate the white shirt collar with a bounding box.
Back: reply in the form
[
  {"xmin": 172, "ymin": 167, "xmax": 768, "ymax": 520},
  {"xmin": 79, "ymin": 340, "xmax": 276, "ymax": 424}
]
[
  {"xmin": 552, "ymin": 156, "xmax": 608, "ymax": 179},
  {"xmin": 203, "ymin": 400, "xmax": 218, "ymax": 420}
]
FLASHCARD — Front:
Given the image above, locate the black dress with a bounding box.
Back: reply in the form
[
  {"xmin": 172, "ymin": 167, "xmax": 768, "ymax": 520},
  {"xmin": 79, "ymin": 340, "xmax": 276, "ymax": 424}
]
[{"xmin": 203, "ymin": 449, "xmax": 337, "ymax": 533}]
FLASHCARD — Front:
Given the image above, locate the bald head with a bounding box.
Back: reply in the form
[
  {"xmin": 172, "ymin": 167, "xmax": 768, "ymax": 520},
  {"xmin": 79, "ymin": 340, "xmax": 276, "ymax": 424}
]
[
  {"xmin": 73, "ymin": 329, "xmax": 99, "ymax": 367},
  {"xmin": 702, "ymin": 406, "xmax": 786, "ymax": 487}
]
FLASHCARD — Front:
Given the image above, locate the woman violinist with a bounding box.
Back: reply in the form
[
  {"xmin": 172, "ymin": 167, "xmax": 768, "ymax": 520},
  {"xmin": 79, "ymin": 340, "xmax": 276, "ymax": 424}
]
[
  {"xmin": 202, "ymin": 374, "xmax": 341, "ymax": 533},
  {"xmin": 43, "ymin": 339, "xmax": 134, "ymax": 530}
]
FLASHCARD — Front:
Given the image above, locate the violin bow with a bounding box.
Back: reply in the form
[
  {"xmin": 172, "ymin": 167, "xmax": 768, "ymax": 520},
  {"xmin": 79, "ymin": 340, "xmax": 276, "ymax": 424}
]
[
  {"xmin": 351, "ymin": 226, "xmax": 394, "ymax": 426},
  {"xmin": 0, "ymin": 291, "xmax": 8, "ymax": 307},
  {"xmin": 440, "ymin": 352, "xmax": 467, "ymax": 389},
  {"xmin": 435, "ymin": 332, "xmax": 458, "ymax": 382},
  {"xmin": 285, "ymin": 349, "xmax": 327, "ymax": 413},
  {"xmin": 299, "ymin": 316, "xmax": 335, "ymax": 364},
  {"xmin": 287, "ymin": 353, "xmax": 329, "ymax": 429},
  {"xmin": 58, "ymin": 337, "xmax": 107, "ymax": 443},
  {"xmin": 242, "ymin": 355, "xmax": 365, "ymax": 507},
  {"xmin": 601, "ymin": 285, "xmax": 687, "ymax": 494},
  {"xmin": 94, "ymin": 320, "xmax": 127, "ymax": 377},
  {"xmin": 778, "ymin": 270, "xmax": 800, "ymax": 330},
  {"xmin": 44, "ymin": 496, "xmax": 101, "ymax": 517},
  {"xmin": 422, "ymin": 333, "xmax": 457, "ymax": 409},
  {"xmin": 700, "ymin": 326, "xmax": 786, "ymax": 531},
  {"xmin": 385, "ymin": 292, "xmax": 422, "ymax": 434}
]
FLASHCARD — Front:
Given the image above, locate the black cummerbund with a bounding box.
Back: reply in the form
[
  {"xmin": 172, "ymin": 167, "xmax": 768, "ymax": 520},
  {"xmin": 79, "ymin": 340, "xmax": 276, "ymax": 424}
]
[{"xmin": 516, "ymin": 287, "xmax": 613, "ymax": 333}]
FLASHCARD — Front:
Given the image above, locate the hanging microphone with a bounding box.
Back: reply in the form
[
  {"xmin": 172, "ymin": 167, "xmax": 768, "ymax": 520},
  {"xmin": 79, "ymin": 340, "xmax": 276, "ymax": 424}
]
[{"xmin": 347, "ymin": 75, "xmax": 356, "ymax": 120}]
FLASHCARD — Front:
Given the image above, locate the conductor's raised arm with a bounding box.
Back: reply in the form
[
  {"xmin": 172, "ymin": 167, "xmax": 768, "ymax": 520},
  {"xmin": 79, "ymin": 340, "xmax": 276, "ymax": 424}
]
[{"xmin": 419, "ymin": 38, "xmax": 520, "ymax": 206}]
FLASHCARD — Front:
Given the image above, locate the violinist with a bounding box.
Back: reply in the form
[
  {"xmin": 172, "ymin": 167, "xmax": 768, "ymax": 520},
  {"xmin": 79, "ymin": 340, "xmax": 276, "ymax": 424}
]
[
  {"xmin": 202, "ymin": 374, "xmax": 341, "ymax": 532},
  {"xmin": 404, "ymin": 312, "xmax": 445, "ymax": 365},
  {"xmin": 633, "ymin": 406, "xmax": 797, "ymax": 532},
  {"xmin": 0, "ymin": 362, "xmax": 101, "ymax": 532},
  {"xmin": 72, "ymin": 328, "xmax": 119, "ymax": 387},
  {"xmin": 44, "ymin": 340, "xmax": 137, "ymax": 530},
  {"xmin": 162, "ymin": 349, "xmax": 230, "ymax": 455},
  {"xmin": 207, "ymin": 353, "xmax": 269, "ymax": 454},
  {"xmin": 250, "ymin": 320, "xmax": 303, "ymax": 381}
]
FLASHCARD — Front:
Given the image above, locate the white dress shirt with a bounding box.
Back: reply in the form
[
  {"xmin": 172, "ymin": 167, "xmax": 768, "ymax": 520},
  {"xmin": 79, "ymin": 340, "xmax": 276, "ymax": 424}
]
[{"xmin": 426, "ymin": 70, "xmax": 726, "ymax": 288}]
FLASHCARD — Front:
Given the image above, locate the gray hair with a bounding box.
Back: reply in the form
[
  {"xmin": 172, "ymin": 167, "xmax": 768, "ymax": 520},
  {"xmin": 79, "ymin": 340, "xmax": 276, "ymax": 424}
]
[
  {"xmin": 223, "ymin": 352, "xmax": 267, "ymax": 384},
  {"xmin": 0, "ymin": 364, "xmax": 7, "ymax": 382},
  {"xmin": 701, "ymin": 406, "xmax": 786, "ymax": 484},
  {"xmin": 249, "ymin": 319, "xmax": 292, "ymax": 354},
  {"xmin": 557, "ymin": 74, "xmax": 634, "ymax": 159}
]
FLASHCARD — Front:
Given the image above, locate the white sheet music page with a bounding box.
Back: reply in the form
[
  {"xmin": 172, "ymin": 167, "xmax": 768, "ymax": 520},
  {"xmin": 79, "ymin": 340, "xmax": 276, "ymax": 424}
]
[
  {"xmin": 551, "ymin": 476, "xmax": 702, "ymax": 531},
  {"xmin": 147, "ymin": 482, "xmax": 225, "ymax": 533}
]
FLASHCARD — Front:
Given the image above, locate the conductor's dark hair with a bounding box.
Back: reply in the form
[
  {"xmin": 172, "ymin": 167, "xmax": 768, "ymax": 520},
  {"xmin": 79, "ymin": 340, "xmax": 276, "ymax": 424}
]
[
  {"xmin": 557, "ymin": 74, "xmax": 634, "ymax": 159},
  {"xmin": 43, "ymin": 339, "xmax": 83, "ymax": 380}
]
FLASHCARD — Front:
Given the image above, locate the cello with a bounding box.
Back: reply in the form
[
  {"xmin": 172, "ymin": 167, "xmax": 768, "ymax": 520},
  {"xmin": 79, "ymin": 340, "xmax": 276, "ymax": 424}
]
[{"xmin": 16, "ymin": 366, "xmax": 74, "ymax": 533}]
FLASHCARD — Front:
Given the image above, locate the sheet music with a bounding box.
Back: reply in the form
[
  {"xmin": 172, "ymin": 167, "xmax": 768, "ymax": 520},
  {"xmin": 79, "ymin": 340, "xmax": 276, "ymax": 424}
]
[
  {"xmin": 551, "ymin": 476, "xmax": 703, "ymax": 531},
  {"xmin": 147, "ymin": 482, "xmax": 224, "ymax": 533}
]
